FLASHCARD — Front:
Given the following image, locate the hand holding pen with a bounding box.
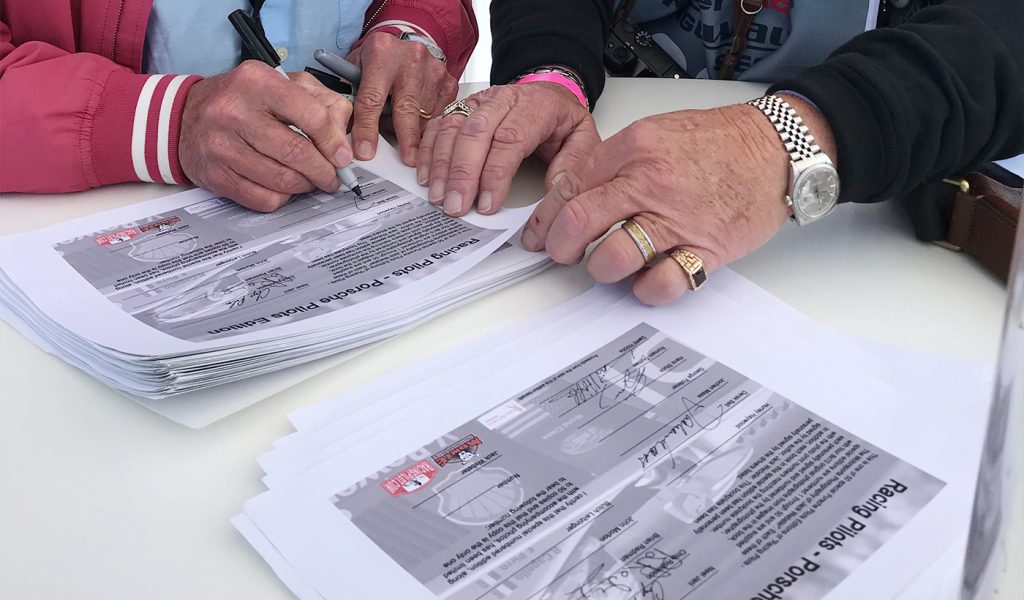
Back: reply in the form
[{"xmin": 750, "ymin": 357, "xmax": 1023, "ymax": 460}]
[
  {"xmin": 228, "ymin": 10, "xmax": 362, "ymax": 199},
  {"xmin": 172, "ymin": 11, "xmax": 361, "ymax": 213}
]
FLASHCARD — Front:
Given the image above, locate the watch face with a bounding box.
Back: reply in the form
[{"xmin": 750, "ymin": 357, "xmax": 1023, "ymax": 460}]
[{"xmin": 792, "ymin": 163, "xmax": 839, "ymax": 220}]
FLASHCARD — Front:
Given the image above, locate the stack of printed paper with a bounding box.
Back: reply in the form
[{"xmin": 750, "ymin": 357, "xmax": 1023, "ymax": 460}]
[
  {"xmin": 233, "ymin": 270, "xmax": 992, "ymax": 600},
  {"xmin": 0, "ymin": 142, "xmax": 548, "ymax": 406}
]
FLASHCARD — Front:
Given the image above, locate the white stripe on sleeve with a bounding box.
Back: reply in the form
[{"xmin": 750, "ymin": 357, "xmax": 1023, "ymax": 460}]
[
  {"xmin": 130, "ymin": 74, "xmax": 166, "ymax": 183},
  {"xmin": 156, "ymin": 75, "xmax": 189, "ymax": 185}
]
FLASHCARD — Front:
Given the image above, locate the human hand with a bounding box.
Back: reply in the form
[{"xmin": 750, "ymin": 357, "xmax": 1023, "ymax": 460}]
[
  {"xmin": 416, "ymin": 82, "xmax": 600, "ymax": 216},
  {"xmin": 520, "ymin": 98, "xmax": 837, "ymax": 305},
  {"xmin": 347, "ymin": 32, "xmax": 457, "ymax": 165},
  {"xmin": 179, "ymin": 61, "xmax": 354, "ymax": 212}
]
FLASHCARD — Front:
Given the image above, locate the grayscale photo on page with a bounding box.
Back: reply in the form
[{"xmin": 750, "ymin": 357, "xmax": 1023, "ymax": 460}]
[
  {"xmin": 51, "ymin": 167, "xmax": 500, "ymax": 342},
  {"xmin": 331, "ymin": 323, "xmax": 945, "ymax": 600}
]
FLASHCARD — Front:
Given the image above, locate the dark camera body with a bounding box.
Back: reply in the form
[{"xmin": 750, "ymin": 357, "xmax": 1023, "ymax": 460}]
[{"xmin": 604, "ymin": 19, "xmax": 690, "ymax": 79}]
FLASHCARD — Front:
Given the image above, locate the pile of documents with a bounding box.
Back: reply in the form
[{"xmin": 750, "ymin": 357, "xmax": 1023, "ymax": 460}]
[
  {"xmin": 234, "ymin": 270, "xmax": 993, "ymax": 600},
  {"xmin": 0, "ymin": 142, "xmax": 548, "ymax": 407}
]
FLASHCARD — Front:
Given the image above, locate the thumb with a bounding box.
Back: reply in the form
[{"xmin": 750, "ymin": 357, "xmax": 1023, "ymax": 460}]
[
  {"xmin": 545, "ymin": 119, "xmax": 602, "ymax": 190},
  {"xmin": 521, "ymin": 135, "xmax": 621, "ymax": 252}
]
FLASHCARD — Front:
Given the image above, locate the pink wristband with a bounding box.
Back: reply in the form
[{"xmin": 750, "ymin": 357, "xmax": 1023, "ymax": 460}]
[{"xmin": 514, "ymin": 72, "xmax": 588, "ymax": 109}]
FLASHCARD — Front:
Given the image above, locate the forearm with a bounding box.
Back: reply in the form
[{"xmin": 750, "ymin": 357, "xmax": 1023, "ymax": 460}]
[
  {"xmin": 0, "ymin": 33, "xmax": 199, "ymax": 192},
  {"xmin": 771, "ymin": 0, "xmax": 1024, "ymax": 204},
  {"xmin": 490, "ymin": 0, "xmax": 612, "ymax": 109}
]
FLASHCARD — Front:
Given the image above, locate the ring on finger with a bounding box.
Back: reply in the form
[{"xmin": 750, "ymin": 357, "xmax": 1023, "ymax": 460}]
[
  {"xmin": 621, "ymin": 218, "xmax": 657, "ymax": 265},
  {"xmin": 669, "ymin": 248, "xmax": 708, "ymax": 291},
  {"xmin": 441, "ymin": 99, "xmax": 473, "ymax": 118},
  {"xmin": 418, "ymin": 108, "xmax": 433, "ymax": 119}
]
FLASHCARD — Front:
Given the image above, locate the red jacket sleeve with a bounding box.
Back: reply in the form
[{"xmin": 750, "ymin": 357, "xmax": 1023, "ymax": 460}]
[
  {"xmin": 359, "ymin": 0, "xmax": 479, "ymax": 78},
  {"xmin": 0, "ymin": 21, "xmax": 200, "ymax": 193}
]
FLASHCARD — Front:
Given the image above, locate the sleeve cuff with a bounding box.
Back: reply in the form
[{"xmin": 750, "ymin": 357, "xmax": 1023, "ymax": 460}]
[
  {"xmin": 359, "ymin": 0, "xmax": 477, "ymax": 77},
  {"xmin": 90, "ymin": 71, "xmax": 202, "ymax": 187}
]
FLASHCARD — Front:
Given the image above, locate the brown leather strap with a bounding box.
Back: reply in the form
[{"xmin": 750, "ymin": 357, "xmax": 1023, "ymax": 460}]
[
  {"xmin": 946, "ymin": 173, "xmax": 1023, "ymax": 281},
  {"xmin": 719, "ymin": 0, "xmax": 764, "ymax": 80}
]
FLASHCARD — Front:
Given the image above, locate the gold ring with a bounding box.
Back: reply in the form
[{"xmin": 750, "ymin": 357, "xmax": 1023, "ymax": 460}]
[
  {"xmin": 621, "ymin": 218, "xmax": 657, "ymax": 265},
  {"xmin": 669, "ymin": 249, "xmax": 708, "ymax": 291},
  {"xmin": 418, "ymin": 108, "xmax": 433, "ymax": 119},
  {"xmin": 441, "ymin": 99, "xmax": 473, "ymax": 118}
]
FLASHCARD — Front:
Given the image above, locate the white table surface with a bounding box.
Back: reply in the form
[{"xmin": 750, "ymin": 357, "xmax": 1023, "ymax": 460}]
[{"xmin": 0, "ymin": 79, "xmax": 1009, "ymax": 600}]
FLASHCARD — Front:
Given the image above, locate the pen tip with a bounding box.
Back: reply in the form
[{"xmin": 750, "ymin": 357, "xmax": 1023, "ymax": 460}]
[{"xmin": 352, "ymin": 185, "xmax": 364, "ymax": 199}]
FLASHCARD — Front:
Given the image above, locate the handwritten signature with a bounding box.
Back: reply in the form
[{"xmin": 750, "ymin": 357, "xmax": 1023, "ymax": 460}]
[
  {"xmin": 222, "ymin": 272, "xmax": 296, "ymax": 309},
  {"xmin": 553, "ymin": 352, "xmax": 653, "ymax": 414},
  {"xmin": 637, "ymin": 396, "xmax": 724, "ymax": 470},
  {"xmin": 567, "ymin": 548, "xmax": 686, "ymax": 600}
]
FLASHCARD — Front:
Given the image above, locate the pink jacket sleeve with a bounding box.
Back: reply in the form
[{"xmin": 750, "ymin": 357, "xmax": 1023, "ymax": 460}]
[
  {"xmin": 358, "ymin": 0, "xmax": 479, "ymax": 78},
  {"xmin": 0, "ymin": 21, "xmax": 201, "ymax": 193}
]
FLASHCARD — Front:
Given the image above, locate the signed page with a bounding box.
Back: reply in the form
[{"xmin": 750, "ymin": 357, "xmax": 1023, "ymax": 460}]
[
  {"xmin": 0, "ymin": 140, "xmax": 531, "ymax": 357},
  {"xmin": 53, "ymin": 169, "xmax": 500, "ymax": 343},
  {"xmin": 0, "ymin": 139, "xmax": 543, "ymax": 403},
  {"xmin": 327, "ymin": 323, "xmax": 943, "ymax": 600},
  {"xmin": 239, "ymin": 275, "xmax": 960, "ymax": 600}
]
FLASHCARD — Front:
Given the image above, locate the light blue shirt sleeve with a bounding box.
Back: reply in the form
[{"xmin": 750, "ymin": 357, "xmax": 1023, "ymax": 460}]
[{"xmin": 144, "ymin": 0, "xmax": 372, "ymax": 76}]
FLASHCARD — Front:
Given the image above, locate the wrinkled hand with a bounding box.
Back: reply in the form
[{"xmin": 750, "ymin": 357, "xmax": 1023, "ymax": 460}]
[
  {"xmin": 520, "ymin": 99, "xmax": 837, "ymax": 305},
  {"xmin": 179, "ymin": 61, "xmax": 354, "ymax": 212},
  {"xmin": 347, "ymin": 32, "xmax": 457, "ymax": 165},
  {"xmin": 416, "ymin": 82, "xmax": 600, "ymax": 216}
]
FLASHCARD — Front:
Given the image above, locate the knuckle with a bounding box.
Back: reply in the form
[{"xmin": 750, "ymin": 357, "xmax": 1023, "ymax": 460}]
[
  {"xmin": 480, "ymin": 162, "xmax": 513, "ymax": 184},
  {"xmin": 564, "ymin": 198, "xmax": 591, "ymax": 230},
  {"xmin": 620, "ymin": 122, "xmax": 647, "ymax": 146},
  {"xmin": 607, "ymin": 240, "xmax": 636, "ymax": 273},
  {"xmin": 253, "ymin": 192, "xmax": 290, "ymax": 213},
  {"xmin": 440, "ymin": 117, "xmax": 464, "ymax": 135},
  {"xmin": 458, "ymin": 114, "xmax": 492, "ymax": 138},
  {"xmin": 431, "ymin": 156, "xmax": 451, "ymax": 174},
  {"xmin": 356, "ymin": 87, "xmax": 387, "ymax": 111},
  {"xmin": 368, "ymin": 32, "xmax": 391, "ymax": 49},
  {"xmin": 280, "ymin": 134, "xmax": 311, "ymax": 164},
  {"xmin": 299, "ymin": 102, "xmax": 330, "ymax": 132},
  {"xmin": 408, "ymin": 42, "xmax": 428, "ymax": 61},
  {"xmin": 446, "ymin": 163, "xmax": 476, "ymax": 182},
  {"xmin": 275, "ymin": 169, "xmax": 307, "ymax": 193},
  {"xmin": 493, "ymin": 124, "xmax": 526, "ymax": 147},
  {"xmin": 235, "ymin": 60, "xmax": 266, "ymax": 82},
  {"xmin": 392, "ymin": 95, "xmax": 420, "ymax": 115}
]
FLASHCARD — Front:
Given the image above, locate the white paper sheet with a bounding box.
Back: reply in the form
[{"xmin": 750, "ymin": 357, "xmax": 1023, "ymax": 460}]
[{"xmin": 235, "ymin": 271, "xmax": 991, "ymax": 600}]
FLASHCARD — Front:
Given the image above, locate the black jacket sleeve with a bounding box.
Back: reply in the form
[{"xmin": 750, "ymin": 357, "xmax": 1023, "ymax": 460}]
[
  {"xmin": 489, "ymin": 0, "xmax": 613, "ymax": 109},
  {"xmin": 771, "ymin": 0, "xmax": 1024, "ymax": 204}
]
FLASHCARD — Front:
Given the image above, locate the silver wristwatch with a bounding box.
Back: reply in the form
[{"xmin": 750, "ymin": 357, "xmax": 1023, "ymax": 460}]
[
  {"xmin": 747, "ymin": 94, "xmax": 840, "ymax": 225},
  {"xmin": 399, "ymin": 32, "xmax": 446, "ymax": 63}
]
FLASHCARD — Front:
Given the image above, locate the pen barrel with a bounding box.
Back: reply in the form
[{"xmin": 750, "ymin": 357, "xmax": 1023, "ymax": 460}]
[{"xmin": 338, "ymin": 166, "xmax": 360, "ymax": 191}]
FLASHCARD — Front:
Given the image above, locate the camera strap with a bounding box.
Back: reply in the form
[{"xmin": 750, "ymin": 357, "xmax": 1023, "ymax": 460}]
[{"xmin": 719, "ymin": 0, "xmax": 766, "ymax": 80}]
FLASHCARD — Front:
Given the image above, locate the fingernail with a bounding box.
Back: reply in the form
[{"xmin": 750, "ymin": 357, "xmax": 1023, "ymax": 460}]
[
  {"xmin": 521, "ymin": 229, "xmax": 539, "ymax": 251},
  {"xmin": 334, "ymin": 146, "xmax": 352, "ymax": 166},
  {"xmin": 417, "ymin": 167, "xmax": 429, "ymax": 186},
  {"xmin": 356, "ymin": 141, "xmax": 374, "ymax": 160},
  {"xmin": 477, "ymin": 191, "xmax": 493, "ymax": 213},
  {"xmin": 549, "ymin": 172, "xmax": 566, "ymax": 195},
  {"xmin": 443, "ymin": 191, "xmax": 462, "ymax": 215},
  {"xmin": 428, "ymin": 179, "xmax": 445, "ymax": 204}
]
